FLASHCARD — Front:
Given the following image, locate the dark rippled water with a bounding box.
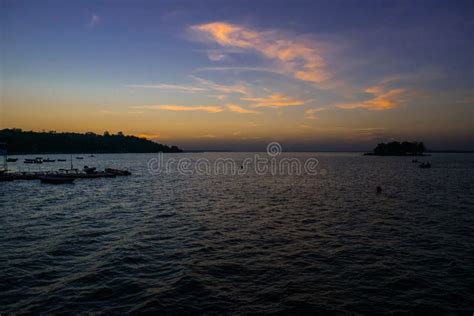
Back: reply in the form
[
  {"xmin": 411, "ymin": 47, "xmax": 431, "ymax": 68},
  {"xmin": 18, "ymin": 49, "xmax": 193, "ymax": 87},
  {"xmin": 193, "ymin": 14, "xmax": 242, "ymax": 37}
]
[{"xmin": 1, "ymin": 153, "xmax": 473, "ymax": 314}]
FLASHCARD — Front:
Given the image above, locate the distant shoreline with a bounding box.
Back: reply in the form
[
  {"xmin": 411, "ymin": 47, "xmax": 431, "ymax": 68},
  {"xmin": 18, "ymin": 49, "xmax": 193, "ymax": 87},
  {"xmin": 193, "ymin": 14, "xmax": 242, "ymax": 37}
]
[
  {"xmin": 5, "ymin": 151, "xmax": 180, "ymax": 155},
  {"xmin": 5, "ymin": 150, "xmax": 474, "ymax": 155},
  {"xmin": 363, "ymin": 153, "xmax": 431, "ymax": 156}
]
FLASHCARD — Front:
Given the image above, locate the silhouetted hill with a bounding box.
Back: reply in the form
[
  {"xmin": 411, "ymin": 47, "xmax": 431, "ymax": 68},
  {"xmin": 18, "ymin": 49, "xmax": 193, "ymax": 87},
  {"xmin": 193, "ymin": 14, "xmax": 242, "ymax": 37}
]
[{"xmin": 0, "ymin": 129, "xmax": 182, "ymax": 154}]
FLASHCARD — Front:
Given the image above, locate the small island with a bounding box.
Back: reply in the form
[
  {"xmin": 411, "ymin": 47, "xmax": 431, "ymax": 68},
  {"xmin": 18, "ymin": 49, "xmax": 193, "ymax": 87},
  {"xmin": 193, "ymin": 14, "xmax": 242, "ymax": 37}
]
[
  {"xmin": 364, "ymin": 141, "xmax": 428, "ymax": 156},
  {"xmin": 0, "ymin": 129, "xmax": 182, "ymax": 154}
]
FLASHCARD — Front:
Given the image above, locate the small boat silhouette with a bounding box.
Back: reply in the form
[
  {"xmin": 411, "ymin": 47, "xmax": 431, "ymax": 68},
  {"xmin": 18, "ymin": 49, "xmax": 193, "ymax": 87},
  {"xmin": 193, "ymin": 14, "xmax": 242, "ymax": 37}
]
[
  {"xmin": 105, "ymin": 168, "xmax": 131, "ymax": 176},
  {"xmin": 39, "ymin": 175, "xmax": 75, "ymax": 184},
  {"xmin": 83, "ymin": 166, "xmax": 97, "ymax": 174}
]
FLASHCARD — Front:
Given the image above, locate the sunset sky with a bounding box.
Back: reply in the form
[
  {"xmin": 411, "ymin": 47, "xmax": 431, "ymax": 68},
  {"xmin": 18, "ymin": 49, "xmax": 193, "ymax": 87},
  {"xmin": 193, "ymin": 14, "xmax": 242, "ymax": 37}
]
[{"xmin": 1, "ymin": 0, "xmax": 473, "ymax": 151}]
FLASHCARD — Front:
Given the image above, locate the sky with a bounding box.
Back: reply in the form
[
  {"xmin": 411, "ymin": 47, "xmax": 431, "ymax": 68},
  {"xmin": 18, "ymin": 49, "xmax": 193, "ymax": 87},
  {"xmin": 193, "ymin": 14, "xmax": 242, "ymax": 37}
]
[{"xmin": 1, "ymin": 0, "xmax": 473, "ymax": 151}]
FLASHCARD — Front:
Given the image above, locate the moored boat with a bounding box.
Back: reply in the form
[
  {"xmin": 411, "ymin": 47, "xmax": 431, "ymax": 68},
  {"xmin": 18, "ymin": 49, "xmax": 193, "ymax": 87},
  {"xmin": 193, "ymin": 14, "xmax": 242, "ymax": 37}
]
[
  {"xmin": 39, "ymin": 175, "xmax": 75, "ymax": 184},
  {"xmin": 105, "ymin": 168, "xmax": 131, "ymax": 176},
  {"xmin": 7, "ymin": 158, "xmax": 18, "ymax": 162},
  {"xmin": 83, "ymin": 166, "xmax": 97, "ymax": 174}
]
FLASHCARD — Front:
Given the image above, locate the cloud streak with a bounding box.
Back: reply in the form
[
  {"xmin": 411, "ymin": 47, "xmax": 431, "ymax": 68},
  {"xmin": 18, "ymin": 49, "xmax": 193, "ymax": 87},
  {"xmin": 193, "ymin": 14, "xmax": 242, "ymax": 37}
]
[
  {"xmin": 190, "ymin": 76, "xmax": 249, "ymax": 95},
  {"xmin": 336, "ymin": 86, "xmax": 408, "ymax": 110},
  {"xmin": 191, "ymin": 22, "xmax": 328, "ymax": 83},
  {"xmin": 242, "ymin": 93, "xmax": 305, "ymax": 107},
  {"xmin": 132, "ymin": 104, "xmax": 223, "ymax": 113},
  {"xmin": 227, "ymin": 103, "xmax": 260, "ymax": 114},
  {"xmin": 124, "ymin": 84, "xmax": 206, "ymax": 92},
  {"xmin": 125, "ymin": 77, "xmax": 248, "ymax": 95},
  {"xmin": 305, "ymin": 107, "xmax": 327, "ymax": 120},
  {"xmin": 195, "ymin": 66, "xmax": 281, "ymax": 74}
]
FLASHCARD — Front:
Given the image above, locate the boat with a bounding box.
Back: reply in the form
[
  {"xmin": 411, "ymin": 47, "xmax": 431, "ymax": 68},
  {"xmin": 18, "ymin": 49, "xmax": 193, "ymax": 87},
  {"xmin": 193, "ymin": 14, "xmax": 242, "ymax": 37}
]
[
  {"xmin": 83, "ymin": 166, "xmax": 97, "ymax": 174},
  {"xmin": 76, "ymin": 157, "xmax": 84, "ymax": 160},
  {"xmin": 39, "ymin": 175, "xmax": 75, "ymax": 184},
  {"xmin": 105, "ymin": 168, "xmax": 131, "ymax": 176},
  {"xmin": 419, "ymin": 162, "xmax": 431, "ymax": 169},
  {"xmin": 89, "ymin": 154, "xmax": 95, "ymax": 157},
  {"xmin": 58, "ymin": 172, "xmax": 116, "ymax": 179},
  {"xmin": 6, "ymin": 158, "xmax": 18, "ymax": 162},
  {"xmin": 24, "ymin": 159, "xmax": 35, "ymax": 164},
  {"xmin": 43, "ymin": 158, "xmax": 56, "ymax": 162},
  {"xmin": 57, "ymin": 159, "xmax": 67, "ymax": 162}
]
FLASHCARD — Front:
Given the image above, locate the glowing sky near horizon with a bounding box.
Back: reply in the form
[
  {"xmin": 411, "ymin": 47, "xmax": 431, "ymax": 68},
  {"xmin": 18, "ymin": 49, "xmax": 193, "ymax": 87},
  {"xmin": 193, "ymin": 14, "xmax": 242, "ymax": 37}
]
[{"xmin": 1, "ymin": 0, "xmax": 473, "ymax": 150}]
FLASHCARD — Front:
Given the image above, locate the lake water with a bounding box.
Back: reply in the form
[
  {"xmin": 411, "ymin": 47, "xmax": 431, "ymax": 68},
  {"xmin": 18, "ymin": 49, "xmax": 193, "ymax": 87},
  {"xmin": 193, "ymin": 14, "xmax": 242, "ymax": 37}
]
[{"xmin": 1, "ymin": 152, "xmax": 473, "ymax": 313}]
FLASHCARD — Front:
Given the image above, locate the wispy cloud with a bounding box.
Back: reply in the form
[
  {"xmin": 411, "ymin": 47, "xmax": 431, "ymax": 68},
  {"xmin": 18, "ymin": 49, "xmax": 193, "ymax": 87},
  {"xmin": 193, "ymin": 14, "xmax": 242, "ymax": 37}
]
[
  {"xmin": 124, "ymin": 84, "xmax": 206, "ymax": 92},
  {"xmin": 305, "ymin": 107, "xmax": 327, "ymax": 120},
  {"xmin": 242, "ymin": 93, "xmax": 305, "ymax": 107},
  {"xmin": 191, "ymin": 22, "xmax": 328, "ymax": 83},
  {"xmin": 88, "ymin": 14, "xmax": 101, "ymax": 28},
  {"xmin": 212, "ymin": 95, "xmax": 227, "ymax": 100},
  {"xmin": 190, "ymin": 76, "xmax": 249, "ymax": 95},
  {"xmin": 132, "ymin": 104, "xmax": 223, "ymax": 113},
  {"xmin": 227, "ymin": 103, "xmax": 260, "ymax": 114},
  {"xmin": 206, "ymin": 51, "xmax": 227, "ymax": 61},
  {"xmin": 125, "ymin": 77, "xmax": 249, "ymax": 96},
  {"xmin": 336, "ymin": 86, "xmax": 409, "ymax": 110},
  {"xmin": 195, "ymin": 66, "xmax": 281, "ymax": 74},
  {"xmin": 98, "ymin": 109, "xmax": 142, "ymax": 115}
]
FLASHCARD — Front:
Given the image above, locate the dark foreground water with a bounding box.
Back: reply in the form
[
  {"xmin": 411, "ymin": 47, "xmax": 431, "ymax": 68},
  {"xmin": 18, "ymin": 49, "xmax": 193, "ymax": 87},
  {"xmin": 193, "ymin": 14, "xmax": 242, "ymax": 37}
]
[{"xmin": 1, "ymin": 153, "xmax": 473, "ymax": 314}]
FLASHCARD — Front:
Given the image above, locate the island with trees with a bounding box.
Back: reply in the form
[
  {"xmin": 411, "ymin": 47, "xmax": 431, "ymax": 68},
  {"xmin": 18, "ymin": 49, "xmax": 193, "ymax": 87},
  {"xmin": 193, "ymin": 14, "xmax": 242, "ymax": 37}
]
[
  {"xmin": 0, "ymin": 129, "xmax": 182, "ymax": 154},
  {"xmin": 364, "ymin": 141, "xmax": 428, "ymax": 156}
]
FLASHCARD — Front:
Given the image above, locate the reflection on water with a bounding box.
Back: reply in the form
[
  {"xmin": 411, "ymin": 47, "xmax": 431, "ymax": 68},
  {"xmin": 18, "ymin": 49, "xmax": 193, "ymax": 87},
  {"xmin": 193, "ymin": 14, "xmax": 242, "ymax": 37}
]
[{"xmin": 1, "ymin": 153, "xmax": 473, "ymax": 313}]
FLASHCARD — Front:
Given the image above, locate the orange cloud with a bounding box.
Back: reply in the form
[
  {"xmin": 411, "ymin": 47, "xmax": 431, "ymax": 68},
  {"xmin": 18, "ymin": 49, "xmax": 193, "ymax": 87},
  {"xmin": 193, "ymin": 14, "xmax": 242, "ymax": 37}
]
[
  {"xmin": 133, "ymin": 104, "xmax": 223, "ymax": 113},
  {"xmin": 336, "ymin": 87, "xmax": 408, "ymax": 110},
  {"xmin": 192, "ymin": 22, "xmax": 327, "ymax": 83},
  {"xmin": 242, "ymin": 93, "xmax": 305, "ymax": 107},
  {"xmin": 227, "ymin": 103, "xmax": 259, "ymax": 114},
  {"xmin": 134, "ymin": 133, "xmax": 161, "ymax": 139}
]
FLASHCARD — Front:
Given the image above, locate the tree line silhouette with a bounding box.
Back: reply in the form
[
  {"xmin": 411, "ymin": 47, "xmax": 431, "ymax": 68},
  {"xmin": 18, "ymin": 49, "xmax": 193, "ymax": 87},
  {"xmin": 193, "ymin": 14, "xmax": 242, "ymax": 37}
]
[
  {"xmin": 0, "ymin": 129, "xmax": 182, "ymax": 154},
  {"xmin": 367, "ymin": 141, "xmax": 427, "ymax": 156}
]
